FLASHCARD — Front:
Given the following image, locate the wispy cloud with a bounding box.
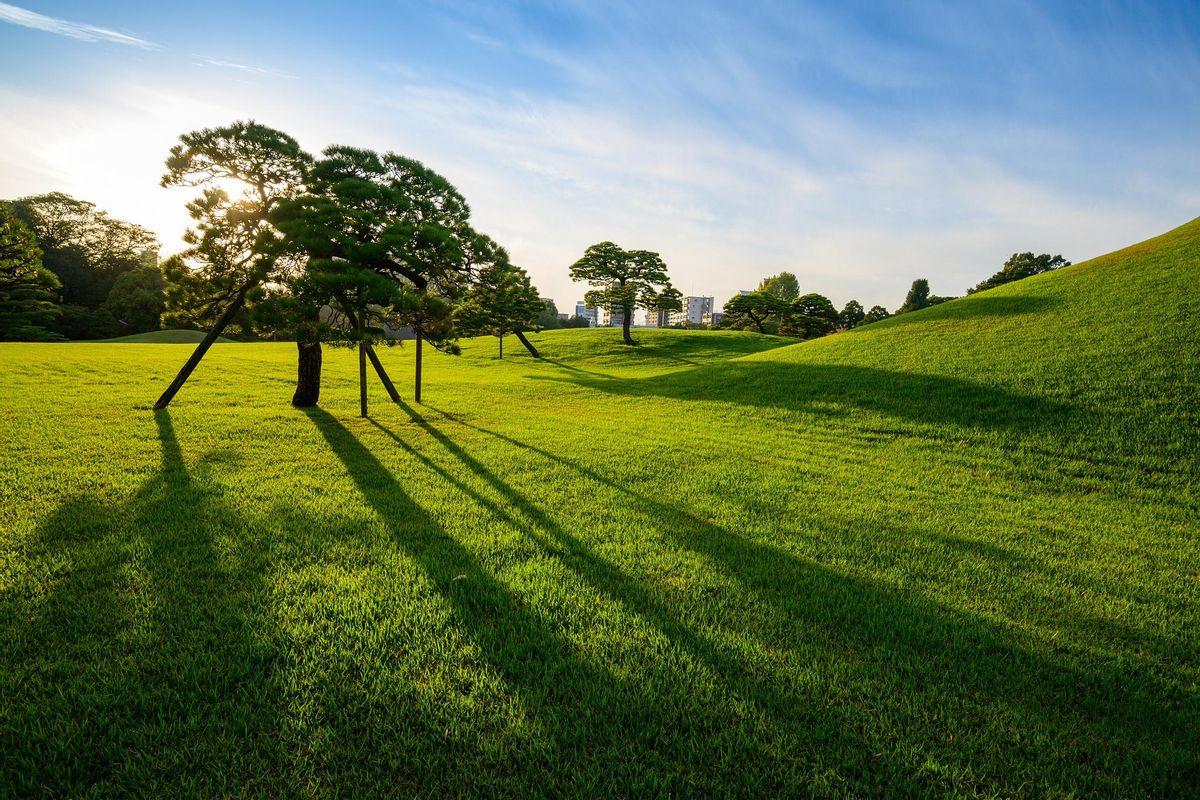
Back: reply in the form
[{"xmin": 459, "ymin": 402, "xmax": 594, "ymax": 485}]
[
  {"xmin": 194, "ymin": 58, "xmax": 296, "ymax": 79},
  {"xmin": 0, "ymin": 2, "xmax": 157, "ymax": 48}
]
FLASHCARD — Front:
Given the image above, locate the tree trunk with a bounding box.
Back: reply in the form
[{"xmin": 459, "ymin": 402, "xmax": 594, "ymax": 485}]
[
  {"xmin": 364, "ymin": 343, "xmax": 401, "ymax": 402},
  {"xmin": 622, "ymin": 309, "xmax": 634, "ymax": 345},
  {"xmin": 415, "ymin": 335, "xmax": 423, "ymax": 404},
  {"xmin": 152, "ymin": 283, "xmax": 251, "ymax": 410},
  {"xmin": 291, "ymin": 340, "xmax": 322, "ymax": 407},
  {"xmin": 514, "ymin": 329, "xmax": 540, "ymax": 358}
]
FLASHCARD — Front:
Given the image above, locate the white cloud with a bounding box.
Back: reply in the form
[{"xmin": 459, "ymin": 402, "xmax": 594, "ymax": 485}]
[{"xmin": 0, "ymin": 2, "xmax": 157, "ymax": 48}]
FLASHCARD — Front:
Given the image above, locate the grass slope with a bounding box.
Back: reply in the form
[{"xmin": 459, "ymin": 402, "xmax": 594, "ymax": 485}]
[
  {"xmin": 101, "ymin": 329, "xmax": 235, "ymax": 343},
  {"xmin": 1, "ymin": 222, "xmax": 1198, "ymax": 797}
]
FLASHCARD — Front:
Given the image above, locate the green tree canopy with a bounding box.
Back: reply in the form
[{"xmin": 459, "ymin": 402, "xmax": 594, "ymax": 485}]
[
  {"xmin": 969, "ymin": 252, "xmax": 1070, "ymax": 294},
  {"xmin": 838, "ymin": 299, "xmax": 865, "ymax": 329},
  {"xmin": 783, "ymin": 292, "xmax": 838, "ymax": 339},
  {"xmin": 757, "ymin": 271, "xmax": 800, "ymax": 301},
  {"xmin": 104, "ymin": 265, "xmax": 165, "ymax": 334},
  {"xmin": 898, "ymin": 278, "xmax": 931, "ymax": 314},
  {"xmin": 8, "ymin": 192, "xmax": 157, "ymax": 308},
  {"xmin": 722, "ymin": 290, "xmax": 789, "ymax": 334},
  {"xmin": 569, "ymin": 241, "xmax": 674, "ymax": 345},
  {"xmin": 0, "ymin": 205, "xmax": 62, "ymax": 341},
  {"xmin": 863, "ymin": 304, "xmax": 891, "ymax": 324},
  {"xmin": 456, "ymin": 248, "xmax": 545, "ymax": 358}
]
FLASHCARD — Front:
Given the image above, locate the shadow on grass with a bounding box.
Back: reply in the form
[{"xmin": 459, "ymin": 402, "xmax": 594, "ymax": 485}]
[
  {"xmin": 0, "ymin": 411, "xmax": 284, "ymax": 795},
  {"xmin": 871, "ymin": 294, "xmax": 1060, "ymax": 328},
  {"xmin": 413, "ymin": 408, "xmax": 1197, "ymax": 796},
  {"xmin": 531, "ymin": 360, "xmax": 1078, "ymax": 432}
]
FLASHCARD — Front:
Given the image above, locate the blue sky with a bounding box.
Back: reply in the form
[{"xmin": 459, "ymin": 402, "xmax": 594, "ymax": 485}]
[{"xmin": 2, "ymin": 1, "xmax": 1198, "ymax": 312}]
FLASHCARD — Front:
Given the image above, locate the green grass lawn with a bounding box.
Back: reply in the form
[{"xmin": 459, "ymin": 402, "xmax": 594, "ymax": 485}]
[
  {"xmin": 1, "ymin": 220, "xmax": 1198, "ymax": 797},
  {"xmin": 100, "ymin": 329, "xmax": 235, "ymax": 344}
]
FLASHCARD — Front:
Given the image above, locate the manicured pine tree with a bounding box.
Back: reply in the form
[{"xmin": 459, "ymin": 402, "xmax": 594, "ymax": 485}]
[
  {"xmin": 153, "ymin": 121, "xmax": 312, "ymax": 409},
  {"xmin": 569, "ymin": 242, "xmax": 676, "ymax": 345},
  {"xmin": 456, "ymin": 245, "xmax": 545, "ymax": 358},
  {"xmin": 0, "ymin": 205, "xmax": 62, "ymax": 341},
  {"xmin": 722, "ymin": 290, "xmax": 789, "ymax": 334}
]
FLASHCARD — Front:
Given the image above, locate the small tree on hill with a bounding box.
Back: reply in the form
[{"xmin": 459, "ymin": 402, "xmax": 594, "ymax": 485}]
[
  {"xmin": 863, "ymin": 305, "xmax": 890, "ymax": 324},
  {"xmin": 0, "ymin": 206, "xmax": 62, "ymax": 341},
  {"xmin": 569, "ymin": 242, "xmax": 674, "ymax": 345},
  {"xmin": 757, "ymin": 271, "xmax": 800, "ymax": 301},
  {"xmin": 898, "ymin": 278, "xmax": 931, "ymax": 314},
  {"xmin": 723, "ymin": 290, "xmax": 788, "ymax": 334},
  {"xmin": 456, "ymin": 248, "xmax": 545, "ymax": 359},
  {"xmin": 838, "ymin": 299, "xmax": 865, "ymax": 329},
  {"xmin": 782, "ymin": 292, "xmax": 838, "ymax": 339},
  {"xmin": 969, "ymin": 252, "xmax": 1070, "ymax": 294}
]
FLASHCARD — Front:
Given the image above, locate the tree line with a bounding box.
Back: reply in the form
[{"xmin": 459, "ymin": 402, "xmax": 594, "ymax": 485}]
[{"xmin": 719, "ymin": 251, "xmax": 1070, "ymax": 339}]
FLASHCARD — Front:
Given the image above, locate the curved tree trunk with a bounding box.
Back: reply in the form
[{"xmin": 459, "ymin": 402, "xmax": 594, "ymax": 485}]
[
  {"xmin": 514, "ymin": 329, "xmax": 540, "ymax": 358},
  {"xmin": 292, "ymin": 339, "xmax": 322, "ymax": 407},
  {"xmin": 622, "ymin": 309, "xmax": 634, "ymax": 345},
  {"xmin": 364, "ymin": 343, "xmax": 401, "ymax": 402}
]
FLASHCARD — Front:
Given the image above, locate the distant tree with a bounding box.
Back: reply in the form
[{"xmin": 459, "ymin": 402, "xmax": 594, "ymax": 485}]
[
  {"xmin": 9, "ymin": 192, "xmax": 157, "ymax": 308},
  {"xmin": 535, "ymin": 298, "xmax": 560, "ymax": 329},
  {"xmin": 838, "ymin": 299, "xmax": 865, "ymax": 329},
  {"xmin": 103, "ymin": 265, "xmax": 164, "ymax": 334},
  {"xmin": 783, "ymin": 292, "xmax": 838, "ymax": 339},
  {"xmin": 569, "ymin": 241, "xmax": 675, "ymax": 345},
  {"xmin": 647, "ymin": 286, "xmax": 683, "ymax": 327},
  {"xmin": 0, "ymin": 206, "xmax": 62, "ymax": 341},
  {"xmin": 153, "ymin": 121, "xmax": 313, "ymax": 409},
  {"xmin": 561, "ymin": 315, "xmax": 590, "ymax": 329},
  {"xmin": 50, "ymin": 304, "xmax": 119, "ymax": 340},
  {"xmin": 863, "ymin": 305, "xmax": 891, "ymax": 324},
  {"xmin": 897, "ymin": 278, "xmax": 931, "ymax": 314},
  {"xmin": 723, "ymin": 290, "xmax": 789, "ymax": 334},
  {"xmin": 969, "ymin": 252, "xmax": 1070, "ymax": 294},
  {"xmin": 757, "ymin": 271, "xmax": 800, "ymax": 301},
  {"xmin": 457, "ymin": 252, "xmax": 545, "ymax": 358}
]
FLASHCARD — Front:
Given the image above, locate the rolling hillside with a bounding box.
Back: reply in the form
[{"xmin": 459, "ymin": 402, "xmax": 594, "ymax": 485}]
[{"xmin": 0, "ymin": 220, "xmax": 1197, "ymax": 797}]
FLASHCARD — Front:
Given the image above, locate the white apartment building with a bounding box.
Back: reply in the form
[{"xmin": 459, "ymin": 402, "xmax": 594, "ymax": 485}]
[{"xmin": 669, "ymin": 296, "xmax": 714, "ymax": 327}]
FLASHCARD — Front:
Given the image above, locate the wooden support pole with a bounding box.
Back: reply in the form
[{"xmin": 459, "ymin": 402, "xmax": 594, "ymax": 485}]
[
  {"xmin": 153, "ymin": 285, "xmax": 250, "ymax": 410},
  {"xmin": 415, "ymin": 335, "xmax": 423, "ymax": 404},
  {"xmin": 364, "ymin": 343, "xmax": 401, "ymax": 402},
  {"xmin": 358, "ymin": 342, "xmax": 368, "ymax": 417}
]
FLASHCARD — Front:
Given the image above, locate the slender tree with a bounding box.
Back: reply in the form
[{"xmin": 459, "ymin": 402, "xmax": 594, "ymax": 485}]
[
  {"xmin": 722, "ymin": 290, "xmax": 788, "ymax": 334},
  {"xmin": 153, "ymin": 121, "xmax": 312, "ymax": 409},
  {"xmin": 0, "ymin": 206, "xmax": 61, "ymax": 341},
  {"xmin": 757, "ymin": 271, "xmax": 800, "ymax": 301},
  {"xmin": 569, "ymin": 242, "xmax": 674, "ymax": 345}
]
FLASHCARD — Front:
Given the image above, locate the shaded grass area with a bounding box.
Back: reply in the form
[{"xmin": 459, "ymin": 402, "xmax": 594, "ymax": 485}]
[
  {"xmin": 1, "ymin": 221, "xmax": 1199, "ymax": 796},
  {"xmin": 99, "ymin": 329, "xmax": 236, "ymax": 344}
]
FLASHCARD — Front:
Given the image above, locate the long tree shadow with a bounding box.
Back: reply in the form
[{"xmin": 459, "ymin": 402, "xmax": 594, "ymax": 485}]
[
  {"xmin": 0, "ymin": 411, "xmax": 285, "ymax": 796},
  {"xmin": 529, "ymin": 360, "xmax": 1082, "ymax": 433},
  {"xmin": 306, "ymin": 408, "xmax": 797, "ymax": 794},
  {"xmin": 870, "ymin": 294, "xmax": 1060, "ymax": 328},
  {"xmin": 419, "ymin": 410, "xmax": 1198, "ymax": 796}
]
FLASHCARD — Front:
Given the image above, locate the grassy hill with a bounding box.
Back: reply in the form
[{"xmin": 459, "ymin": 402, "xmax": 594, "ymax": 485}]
[
  {"xmin": 100, "ymin": 329, "xmax": 235, "ymax": 344},
  {"xmin": 0, "ymin": 221, "xmax": 1197, "ymax": 797}
]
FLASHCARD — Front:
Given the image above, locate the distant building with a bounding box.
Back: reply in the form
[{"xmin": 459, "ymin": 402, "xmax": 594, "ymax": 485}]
[
  {"xmin": 575, "ymin": 301, "xmax": 599, "ymax": 327},
  {"xmin": 670, "ymin": 296, "xmax": 714, "ymax": 327},
  {"xmin": 557, "ymin": 312, "xmax": 569, "ymax": 321},
  {"xmin": 644, "ymin": 307, "xmax": 672, "ymax": 327},
  {"xmin": 708, "ymin": 311, "xmax": 725, "ymax": 327},
  {"xmin": 601, "ymin": 307, "xmax": 627, "ymax": 328}
]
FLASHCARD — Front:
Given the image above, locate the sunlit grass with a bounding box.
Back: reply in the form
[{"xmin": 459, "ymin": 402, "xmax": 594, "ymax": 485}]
[{"xmin": 1, "ymin": 220, "xmax": 1198, "ymax": 797}]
